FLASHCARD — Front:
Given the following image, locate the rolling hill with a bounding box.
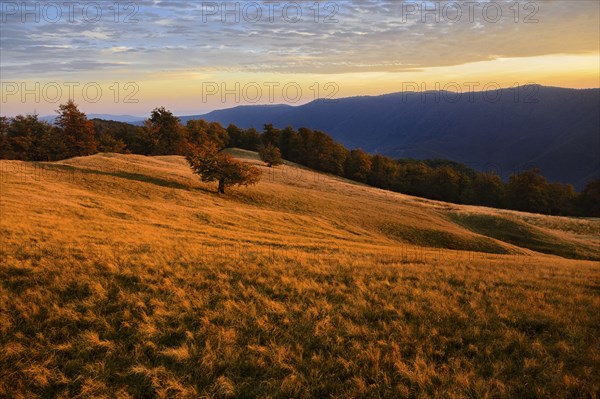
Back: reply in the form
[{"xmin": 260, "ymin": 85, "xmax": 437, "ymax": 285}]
[
  {"xmin": 184, "ymin": 86, "xmax": 600, "ymax": 189},
  {"xmin": 2, "ymin": 150, "xmax": 598, "ymax": 261},
  {"xmin": 1, "ymin": 151, "xmax": 599, "ymax": 397}
]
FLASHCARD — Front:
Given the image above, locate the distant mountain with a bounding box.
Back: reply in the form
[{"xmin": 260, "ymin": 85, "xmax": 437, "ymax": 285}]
[
  {"xmin": 182, "ymin": 86, "xmax": 599, "ymax": 189},
  {"xmin": 40, "ymin": 114, "xmax": 144, "ymax": 124},
  {"xmin": 178, "ymin": 105, "xmax": 292, "ymax": 125}
]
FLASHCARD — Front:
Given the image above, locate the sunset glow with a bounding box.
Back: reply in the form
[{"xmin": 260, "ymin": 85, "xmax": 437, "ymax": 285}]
[{"xmin": 1, "ymin": 1, "xmax": 599, "ymax": 116}]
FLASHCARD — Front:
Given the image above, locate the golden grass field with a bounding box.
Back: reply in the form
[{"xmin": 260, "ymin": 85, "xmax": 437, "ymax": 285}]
[{"xmin": 1, "ymin": 149, "xmax": 599, "ymax": 398}]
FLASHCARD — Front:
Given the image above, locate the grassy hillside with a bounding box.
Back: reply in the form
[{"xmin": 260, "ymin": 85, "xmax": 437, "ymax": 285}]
[{"xmin": 1, "ymin": 150, "xmax": 599, "ymax": 398}]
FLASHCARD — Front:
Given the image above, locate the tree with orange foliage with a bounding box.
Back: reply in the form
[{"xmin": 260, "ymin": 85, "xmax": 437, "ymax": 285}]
[
  {"xmin": 55, "ymin": 100, "xmax": 97, "ymax": 158},
  {"xmin": 187, "ymin": 141, "xmax": 261, "ymax": 194}
]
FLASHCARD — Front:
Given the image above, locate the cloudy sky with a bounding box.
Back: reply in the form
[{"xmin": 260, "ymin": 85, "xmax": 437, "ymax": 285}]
[{"xmin": 1, "ymin": 0, "xmax": 599, "ymax": 116}]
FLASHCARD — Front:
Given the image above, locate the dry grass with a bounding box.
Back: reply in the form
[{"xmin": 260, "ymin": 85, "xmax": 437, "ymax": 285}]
[{"xmin": 0, "ymin": 150, "xmax": 599, "ymax": 398}]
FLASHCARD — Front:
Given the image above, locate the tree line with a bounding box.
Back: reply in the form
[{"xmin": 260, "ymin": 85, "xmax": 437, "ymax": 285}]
[{"xmin": 1, "ymin": 101, "xmax": 598, "ymax": 216}]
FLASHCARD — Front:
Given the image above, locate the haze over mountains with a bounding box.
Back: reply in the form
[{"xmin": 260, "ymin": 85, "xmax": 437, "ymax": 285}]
[
  {"xmin": 40, "ymin": 114, "xmax": 143, "ymax": 124},
  {"xmin": 180, "ymin": 86, "xmax": 599, "ymax": 189}
]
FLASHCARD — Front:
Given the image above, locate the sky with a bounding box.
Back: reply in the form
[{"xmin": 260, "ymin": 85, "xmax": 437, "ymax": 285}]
[{"xmin": 1, "ymin": 0, "xmax": 599, "ymax": 117}]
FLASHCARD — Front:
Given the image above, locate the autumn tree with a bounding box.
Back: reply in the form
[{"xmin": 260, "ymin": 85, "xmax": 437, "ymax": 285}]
[
  {"xmin": 278, "ymin": 126, "xmax": 295, "ymax": 158},
  {"xmin": 55, "ymin": 100, "xmax": 97, "ymax": 158},
  {"xmin": 279, "ymin": 126, "xmax": 304, "ymax": 163},
  {"xmin": 226, "ymin": 124, "xmax": 244, "ymax": 148},
  {"xmin": 258, "ymin": 144, "xmax": 283, "ymax": 167},
  {"xmin": 0, "ymin": 114, "xmax": 65, "ymax": 161},
  {"xmin": 547, "ymin": 182, "xmax": 577, "ymax": 215},
  {"xmin": 463, "ymin": 172, "xmax": 505, "ymax": 208},
  {"xmin": 146, "ymin": 107, "xmax": 186, "ymax": 155},
  {"xmin": 344, "ymin": 149, "xmax": 372, "ymax": 183},
  {"xmin": 395, "ymin": 162, "xmax": 431, "ymax": 197},
  {"xmin": 0, "ymin": 116, "xmax": 9, "ymax": 158},
  {"xmin": 187, "ymin": 119, "xmax": 229, "ymax": 150},
  {"xmin": 186, "ymin": 119, "xmax": 210, "ymax": 151},
  {"xmin": 368, "ymin": 155, "xmax": 400, "ymax": 190},
  {"xmin": 505, "ymin": 168, "xmax": 550, "ymax": 213},
  {"xmin": 262, "ymin": 124, "xmax": 280, "ymax": 147},
  {"xmin": 577, "ymin": 179, "xmax": 600, "ymax": 217},
  {"xmin": 93, "ymin": 120, "xmax": 127, "ymax": 154},
  {"xmin": 91, "ymin": 119, "xmax": 140, "ymax": 154},
  {"xmin": 430, "ymin": 166, "xmax": 462, "ymax": 203},
  {"xmin": 296, "ymin": 127, "xmax": 314, "ymax": 165},
  {"xmin": 245, "ymin": 128, "xmax": 262, "ymax": 151},
  {"xmin": 301, "ymin": 129, "xmax": 347, "ymax": 175},
  {"xmin": 187, "ymin": 141, "xmax": 261, "ymax": 194},
  {"xmin": 326, "ymin": 143, "xmax": 349, "ymax": 176},
  {"xmin": 225, "ymin": 124, "xmax": 262, "ymax": 151},
  {"xmin": 4, "ymin": 114, "xmax": 40, "ymax": 159}
]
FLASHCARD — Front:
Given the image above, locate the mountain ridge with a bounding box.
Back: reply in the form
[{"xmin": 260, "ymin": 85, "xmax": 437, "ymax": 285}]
[{"xmin": 182, "ymin": 85, "xmax": 599, "ymax": 189}]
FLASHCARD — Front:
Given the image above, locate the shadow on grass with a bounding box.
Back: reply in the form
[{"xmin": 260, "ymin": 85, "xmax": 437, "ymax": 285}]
[
  {"xmin": 379, "ymin": 223, "xmax": 510, "ymax": 254},
  {"xmin": 35, "ymin": 163, "xmax": 193, "ymax": 191},
  {"xmin": 449, "ymin": 213, "xmax": 600, "ymax": 261}
]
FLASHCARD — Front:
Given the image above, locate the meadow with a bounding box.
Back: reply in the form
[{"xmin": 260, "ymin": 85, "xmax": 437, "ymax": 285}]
[{"xmin": 0, "ymin": 150, "xmax": 598, "ymax": 398}]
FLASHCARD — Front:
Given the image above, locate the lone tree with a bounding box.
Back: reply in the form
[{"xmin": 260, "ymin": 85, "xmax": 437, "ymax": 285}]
[
  {"xmin": 187, "ymin": 142, "xmax": 261, "ymax": 194},
  {"xmin": 258, "ymin": 143, "xmax": 283, "ymax": 167}
]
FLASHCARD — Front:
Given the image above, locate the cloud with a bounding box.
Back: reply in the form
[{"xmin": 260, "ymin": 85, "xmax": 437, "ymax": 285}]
[{"xmin": 0, "ymin": 0, "xmax": 598, "ymax": 78}]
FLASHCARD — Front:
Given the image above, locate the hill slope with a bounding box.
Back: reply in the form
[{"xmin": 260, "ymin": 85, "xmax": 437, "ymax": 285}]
[
  {"xmin": 189, "ymin": 86, "xmax": 600, "ymax": 189},
  {"xmin": 1, "ymin": 152, "xmax": 599, "ymax": 397},
  {"xmin": 1, "ymin": 150, "xmax": 598, "ymax": 261}
]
